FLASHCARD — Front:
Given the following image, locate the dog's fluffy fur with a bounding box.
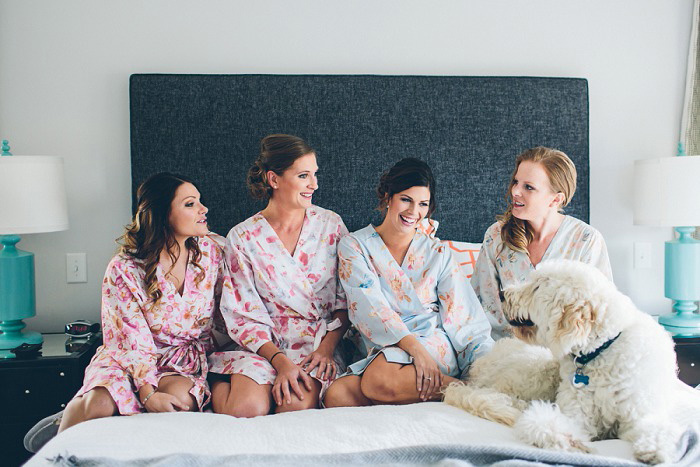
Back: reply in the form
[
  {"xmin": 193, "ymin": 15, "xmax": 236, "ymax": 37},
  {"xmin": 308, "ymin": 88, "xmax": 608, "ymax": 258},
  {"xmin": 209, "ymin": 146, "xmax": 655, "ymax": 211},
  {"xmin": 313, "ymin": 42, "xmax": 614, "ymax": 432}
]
[
  {"xmin": 443, "ymin": 338, "xmax": 560, "ymax": 426},
  {"xmin": 445, "ymin": 260, "xmax": 685, "ymax": 464},
  {"xmin": 504, "ymin": 260, "xmax": 681, "ymax": 464}
]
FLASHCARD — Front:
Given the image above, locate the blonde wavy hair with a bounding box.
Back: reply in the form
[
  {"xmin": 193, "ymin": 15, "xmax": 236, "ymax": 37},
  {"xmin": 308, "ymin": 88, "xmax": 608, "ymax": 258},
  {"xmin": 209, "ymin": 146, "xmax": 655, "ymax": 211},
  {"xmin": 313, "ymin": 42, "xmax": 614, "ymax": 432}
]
[
  {"xmin": 497, "ymin": 147, "xmax": 577, "ymax": 254},
  {"xmin": 117, "ymin": 173, "xmax": 204, "ymax": 309}
]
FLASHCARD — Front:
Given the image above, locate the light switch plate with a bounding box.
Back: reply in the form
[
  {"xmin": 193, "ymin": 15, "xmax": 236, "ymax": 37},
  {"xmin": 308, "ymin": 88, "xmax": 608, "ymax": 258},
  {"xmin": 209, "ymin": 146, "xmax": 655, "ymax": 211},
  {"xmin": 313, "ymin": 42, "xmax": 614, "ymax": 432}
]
[{"xmin": 66, "ymin": 253, "xmax": 87, "ymax": 283}]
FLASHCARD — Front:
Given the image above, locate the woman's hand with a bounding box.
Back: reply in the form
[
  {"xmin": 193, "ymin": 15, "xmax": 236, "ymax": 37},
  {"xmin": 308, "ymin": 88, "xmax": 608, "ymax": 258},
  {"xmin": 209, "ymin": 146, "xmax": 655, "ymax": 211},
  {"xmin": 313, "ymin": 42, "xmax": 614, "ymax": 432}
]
[
  {"xmin": 410, "ymin": 345, "xmax": 443, "ymax": 401},
  {"xmin": 300, "ymin": 343, "xmax": 337, "ymax": 381},
  {"xmin": 272, "ymin": 357, "xmax": 314, "ymax": 406},
  {"xmin": 398, "ymin": 335, "xmax": 443, "ymax": 401},
  {"xmin": 143, "ymin": 392, "xmax": 190, "ymax": 412}
]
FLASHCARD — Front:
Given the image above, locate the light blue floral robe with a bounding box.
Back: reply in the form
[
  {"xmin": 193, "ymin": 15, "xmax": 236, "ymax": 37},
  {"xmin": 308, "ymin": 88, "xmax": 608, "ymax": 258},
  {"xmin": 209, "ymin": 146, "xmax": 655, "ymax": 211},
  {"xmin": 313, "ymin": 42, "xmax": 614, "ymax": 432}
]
[
  {"xmin": 338, "ymin": 225, "xmax": 493, "ymax": 379},
  {"xmin": 471, "ymin": 215, "xmax": 613, "ymax": 340}
]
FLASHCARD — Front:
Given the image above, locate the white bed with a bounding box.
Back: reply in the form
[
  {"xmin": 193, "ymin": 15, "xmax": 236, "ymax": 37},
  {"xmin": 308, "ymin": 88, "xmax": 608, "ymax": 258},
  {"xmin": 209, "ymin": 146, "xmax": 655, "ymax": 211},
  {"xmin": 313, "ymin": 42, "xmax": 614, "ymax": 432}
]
[{"xmin": 27, "ymin": 396, "xmax": 700, "ymax": 466}]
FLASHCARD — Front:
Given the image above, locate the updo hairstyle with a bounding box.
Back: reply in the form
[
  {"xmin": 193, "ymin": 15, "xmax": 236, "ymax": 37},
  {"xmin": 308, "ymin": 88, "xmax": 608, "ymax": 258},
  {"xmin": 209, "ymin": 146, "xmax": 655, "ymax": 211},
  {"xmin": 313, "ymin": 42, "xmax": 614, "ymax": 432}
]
[
  {"xmin": 247, "ymin": 134, "xmax": 315, "ymax": 200},
  {"xmin": 376, "ymin": 157, "xmax": 436, "ymax": 218}
]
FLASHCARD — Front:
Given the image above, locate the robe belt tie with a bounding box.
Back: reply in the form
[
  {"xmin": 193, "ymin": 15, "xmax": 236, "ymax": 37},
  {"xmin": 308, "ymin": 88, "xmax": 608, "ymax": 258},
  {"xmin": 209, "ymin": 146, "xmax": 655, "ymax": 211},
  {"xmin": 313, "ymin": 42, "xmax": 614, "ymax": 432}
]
[{"xmin": 158, "ymin": 339, "xmax": 208, "ymax": 376}]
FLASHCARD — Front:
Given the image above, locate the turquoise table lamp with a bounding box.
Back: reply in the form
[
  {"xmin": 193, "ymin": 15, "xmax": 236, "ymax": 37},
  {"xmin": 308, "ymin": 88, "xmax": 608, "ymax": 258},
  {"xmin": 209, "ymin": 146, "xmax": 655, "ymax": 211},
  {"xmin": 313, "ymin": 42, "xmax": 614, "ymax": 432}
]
[
  {"xmin": 634, "ymin": 155, "xmax": 700, "ymax": 336},
  {"xmin": 0, "ymin": 140, "xmax": 69, "ymax": 358}
]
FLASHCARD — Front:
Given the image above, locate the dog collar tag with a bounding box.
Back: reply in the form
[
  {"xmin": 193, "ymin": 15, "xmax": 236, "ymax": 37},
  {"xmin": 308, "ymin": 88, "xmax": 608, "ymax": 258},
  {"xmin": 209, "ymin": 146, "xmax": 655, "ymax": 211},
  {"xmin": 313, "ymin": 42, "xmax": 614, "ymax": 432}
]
[{"xmin": 572, "ymin": 370, "xmax": 589, "ymax": 388}]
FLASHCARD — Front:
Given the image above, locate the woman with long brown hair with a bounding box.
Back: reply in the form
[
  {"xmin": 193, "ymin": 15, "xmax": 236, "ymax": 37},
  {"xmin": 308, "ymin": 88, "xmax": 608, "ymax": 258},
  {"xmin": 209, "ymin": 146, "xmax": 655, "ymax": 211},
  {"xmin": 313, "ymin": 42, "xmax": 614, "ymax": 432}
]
[
  {"xmin": 26, "ymin": 172, "xmax": 228, "ymax": 451},
  {"xmin": 471, "ymin": 147, "xmax": 612, "ymax": 340}
]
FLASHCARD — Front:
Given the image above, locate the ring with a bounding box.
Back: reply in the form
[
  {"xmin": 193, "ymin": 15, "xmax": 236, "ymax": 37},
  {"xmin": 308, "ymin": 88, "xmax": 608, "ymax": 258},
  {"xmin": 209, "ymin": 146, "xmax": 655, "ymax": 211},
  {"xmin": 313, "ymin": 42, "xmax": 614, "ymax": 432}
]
[{"xmin": 425, "ymin": 377, "xmax": 432, "ymax": 381}]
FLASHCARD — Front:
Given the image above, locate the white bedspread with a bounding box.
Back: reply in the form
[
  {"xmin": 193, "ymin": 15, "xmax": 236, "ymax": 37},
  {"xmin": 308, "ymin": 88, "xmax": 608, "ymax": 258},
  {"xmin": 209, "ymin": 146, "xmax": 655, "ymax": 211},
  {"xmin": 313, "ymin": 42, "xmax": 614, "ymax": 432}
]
[{"xmin": 28, "ymin": 402, "xmax": 645, "ymax": 465}]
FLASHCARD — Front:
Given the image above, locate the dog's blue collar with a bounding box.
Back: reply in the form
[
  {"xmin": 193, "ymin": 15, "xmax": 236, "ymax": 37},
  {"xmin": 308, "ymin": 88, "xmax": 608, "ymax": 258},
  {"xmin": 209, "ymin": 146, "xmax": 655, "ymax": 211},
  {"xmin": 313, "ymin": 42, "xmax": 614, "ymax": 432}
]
[
  {"xmin": 570, "ymin": 333, "xmax": 621, "ymax": 388},
  {"xmin": 573, "ymin": 333, "xmax": 621, "ymax": 366}
]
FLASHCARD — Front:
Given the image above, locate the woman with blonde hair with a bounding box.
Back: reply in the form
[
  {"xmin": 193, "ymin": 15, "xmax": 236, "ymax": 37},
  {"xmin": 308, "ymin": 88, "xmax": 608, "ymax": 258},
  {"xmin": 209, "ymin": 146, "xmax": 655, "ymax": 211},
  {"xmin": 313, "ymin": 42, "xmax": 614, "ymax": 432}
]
[{"xmin": 471, "ymin": 147, "xmax": 612, "ymax": 340}]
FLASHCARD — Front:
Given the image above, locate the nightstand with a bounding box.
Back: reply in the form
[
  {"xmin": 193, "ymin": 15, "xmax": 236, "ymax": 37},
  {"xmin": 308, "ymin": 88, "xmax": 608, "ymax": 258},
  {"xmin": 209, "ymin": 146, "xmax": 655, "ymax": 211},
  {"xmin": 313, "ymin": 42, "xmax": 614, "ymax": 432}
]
[
  {"xmin": 674, "ymin": 336, "xmax": 700, "ymax": 387},
  {"xmin": 0, "ymin": 333, "xmax": 101, "ymax": 466}
]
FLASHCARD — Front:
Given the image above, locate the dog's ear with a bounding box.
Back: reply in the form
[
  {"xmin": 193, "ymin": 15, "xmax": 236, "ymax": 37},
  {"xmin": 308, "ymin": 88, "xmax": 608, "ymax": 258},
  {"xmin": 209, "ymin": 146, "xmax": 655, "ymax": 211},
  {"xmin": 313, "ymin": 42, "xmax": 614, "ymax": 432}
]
[{"xmin": 553, "ymin": 299, "xmax": 596, "ymax": 353}]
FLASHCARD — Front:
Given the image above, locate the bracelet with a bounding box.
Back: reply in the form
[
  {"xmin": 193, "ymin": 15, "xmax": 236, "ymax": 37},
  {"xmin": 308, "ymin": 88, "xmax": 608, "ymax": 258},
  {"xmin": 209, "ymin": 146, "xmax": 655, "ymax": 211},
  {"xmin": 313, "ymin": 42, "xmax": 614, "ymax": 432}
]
[
  {"xmin": 269, "ymin": 351, "xmax": 284, "ymax": 364},
  {"xmin": 141, "ymin": 388, "xmax": 157, "ymax": 406}
]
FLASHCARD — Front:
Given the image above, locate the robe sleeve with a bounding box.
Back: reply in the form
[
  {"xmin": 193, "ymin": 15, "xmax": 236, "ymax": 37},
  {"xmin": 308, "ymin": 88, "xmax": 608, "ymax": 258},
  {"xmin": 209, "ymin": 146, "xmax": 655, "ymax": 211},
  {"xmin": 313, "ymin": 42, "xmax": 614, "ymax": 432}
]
[
  {"xmin": 470, "ymin": 227, "xmax": 509, "ymax": 339},
  {"xmin": 581, "ymin": 229, "xmax": 614, "ymax": 282},
  {"xmin": 218, "ymin": 235, "xmax": 276, "ymax": 353},
  {"xmin": 333, "ymin": 217, "xmax": 350, "ymax": 312},
  {"xmin": 100, "ymin": 259, "xmax": 159, "ymax": 390},
  {"xmin": 338, "ymin": 235, "xmax": 411, "ymax": 347},
  {"xmin": 437, "ymin": 247, "xmax": 494, "ymax": 379}
]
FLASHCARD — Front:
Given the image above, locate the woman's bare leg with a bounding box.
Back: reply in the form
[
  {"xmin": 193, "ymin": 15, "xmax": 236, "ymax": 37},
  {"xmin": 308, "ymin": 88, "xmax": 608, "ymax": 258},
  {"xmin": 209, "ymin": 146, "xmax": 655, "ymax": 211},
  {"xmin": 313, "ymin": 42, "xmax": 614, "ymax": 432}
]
[
  {"xmin": 360, "ymin": 354, "xmax": 457, "ymax": 404},
  {"xmin": 211, "ymin": 374, "xmax": 273, "ymax": 418},
  {"xmin": 58, "ymin": 387, "xmax": 118, "ymax": 432},
  {"xmin": 323, "ymin": 375, "xmax": 373, "ymax": 408}
]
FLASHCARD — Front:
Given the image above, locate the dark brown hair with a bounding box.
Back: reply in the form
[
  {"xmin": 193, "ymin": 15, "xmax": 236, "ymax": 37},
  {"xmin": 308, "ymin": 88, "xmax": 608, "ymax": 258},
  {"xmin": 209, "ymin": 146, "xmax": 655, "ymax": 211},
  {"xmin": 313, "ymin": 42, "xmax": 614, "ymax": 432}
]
[
  {"xmin": 247, "ymin": 134, "xmax": 315, "ymax": 200},
  {"xmin": 377, "ymin": 157, "xmax": 436, "ymax": 218},
  {"xmin": 498, "ymin": 147, "xmax": 577, "ymax": 254},
  {"xmin": 117, "ymin": 172, "xmax": 204, "ymax": 307}
]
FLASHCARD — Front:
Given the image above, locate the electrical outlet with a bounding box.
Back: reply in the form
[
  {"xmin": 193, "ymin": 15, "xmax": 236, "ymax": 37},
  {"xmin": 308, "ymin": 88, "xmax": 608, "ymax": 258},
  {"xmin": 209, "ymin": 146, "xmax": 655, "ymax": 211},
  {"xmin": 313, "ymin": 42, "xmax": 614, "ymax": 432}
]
[
  {"xmin": 634, "ymin": 242, "xmax": 652, "ymax": 269},
  {"xmin": 66, "ymin": 253, "xmax": 87, "ymax": 283}
]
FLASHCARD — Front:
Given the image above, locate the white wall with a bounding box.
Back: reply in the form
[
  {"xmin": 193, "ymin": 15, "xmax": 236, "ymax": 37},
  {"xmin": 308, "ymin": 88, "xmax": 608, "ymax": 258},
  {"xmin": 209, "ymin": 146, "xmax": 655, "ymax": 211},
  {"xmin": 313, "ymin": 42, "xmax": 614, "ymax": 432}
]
[{"xmin": 0, "ymin": 0, "xmax": 693, "ymax": 332}]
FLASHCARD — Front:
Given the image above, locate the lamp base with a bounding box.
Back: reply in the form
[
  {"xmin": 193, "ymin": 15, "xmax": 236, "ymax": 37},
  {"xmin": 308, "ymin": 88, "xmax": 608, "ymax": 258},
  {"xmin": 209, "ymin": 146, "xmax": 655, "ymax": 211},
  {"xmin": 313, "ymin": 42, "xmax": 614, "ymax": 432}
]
[
  {"xmin": 0, "ymin": 319, "xmax": 43, "ymax": 359},
  {"xmin": 658, "ymin": 300, "xmax": 700, "ymax": 337}
]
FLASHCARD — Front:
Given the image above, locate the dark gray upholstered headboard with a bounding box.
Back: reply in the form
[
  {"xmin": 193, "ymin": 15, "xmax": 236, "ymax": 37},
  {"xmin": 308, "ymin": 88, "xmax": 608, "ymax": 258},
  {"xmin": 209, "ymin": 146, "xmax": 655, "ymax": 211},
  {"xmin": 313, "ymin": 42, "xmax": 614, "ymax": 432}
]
[{"xmin": 130, "ymin": 75, "xmax": 589, "ymax": 242}]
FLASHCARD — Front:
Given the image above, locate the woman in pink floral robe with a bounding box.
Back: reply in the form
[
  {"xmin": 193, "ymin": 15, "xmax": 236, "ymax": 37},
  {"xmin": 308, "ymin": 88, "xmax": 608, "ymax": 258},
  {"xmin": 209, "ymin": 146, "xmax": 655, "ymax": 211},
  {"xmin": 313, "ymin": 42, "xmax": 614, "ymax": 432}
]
[
  {"xmin": 57, "ymin": 173, "xmax": 228, "ymax": 432},
  {"xmin": 208, "ymin": 134, "xmax": 349, "ymax": 417}
]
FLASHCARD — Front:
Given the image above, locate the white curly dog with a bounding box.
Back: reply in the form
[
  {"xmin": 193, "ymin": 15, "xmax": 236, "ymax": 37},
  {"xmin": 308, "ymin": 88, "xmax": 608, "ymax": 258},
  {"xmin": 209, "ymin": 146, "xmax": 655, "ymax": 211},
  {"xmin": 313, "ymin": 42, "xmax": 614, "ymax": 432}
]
[{"xmin": 446, "ymin": 259, "xmax": 687, "ymax": 464}]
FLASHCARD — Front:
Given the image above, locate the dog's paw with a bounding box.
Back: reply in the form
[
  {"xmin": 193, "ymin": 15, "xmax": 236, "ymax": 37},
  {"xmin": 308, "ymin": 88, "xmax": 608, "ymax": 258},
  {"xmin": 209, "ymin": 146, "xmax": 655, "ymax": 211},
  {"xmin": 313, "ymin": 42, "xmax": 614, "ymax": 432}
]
[
  {"xmin": 443, "ymin": 383, "xmax": 522, "ymax": 426},
  {"xmin": 514, "ymin": 401, "xmax": 591, "ymax": 453},
  {"xmin": 624, "ymin": 417, "xmax": 681, "ymax": 464},
  {"xmin": 631, "ymin": 430, "xmax": 679, "ymax": 464}
]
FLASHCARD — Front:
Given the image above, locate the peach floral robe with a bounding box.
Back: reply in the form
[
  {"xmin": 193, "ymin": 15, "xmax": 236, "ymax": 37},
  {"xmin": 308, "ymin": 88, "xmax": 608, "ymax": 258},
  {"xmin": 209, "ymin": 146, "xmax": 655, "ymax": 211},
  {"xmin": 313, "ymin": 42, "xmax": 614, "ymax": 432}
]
[
  {"xmin": 208, "ymin": 206, "xmax": 348, "ymax": 390},
  {"xmin": 339, "ymin": 225, "xmax": 493, "ymax": 379},
  {"xmin": 72, "ymin": 234, "xmax": 227, "ymax": 414}
]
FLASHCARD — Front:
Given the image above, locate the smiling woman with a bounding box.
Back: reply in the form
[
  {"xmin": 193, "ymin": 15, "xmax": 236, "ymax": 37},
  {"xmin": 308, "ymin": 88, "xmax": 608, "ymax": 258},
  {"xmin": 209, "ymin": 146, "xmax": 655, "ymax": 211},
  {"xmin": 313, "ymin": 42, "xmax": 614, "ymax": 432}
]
[
  {"xmin": 208, "ymin": 134, "xmax": 350, "ymax": 418},
  {"xmin": 25, "ymin": 172, "xmax": 229, "ymax": 453},
  {"xmin": 323, "ymin": 158, "xmax": 493, "ymax": 408},
  {"xmin": 471, "ymin": 147, "xmax": 613, "ymax": 340}
]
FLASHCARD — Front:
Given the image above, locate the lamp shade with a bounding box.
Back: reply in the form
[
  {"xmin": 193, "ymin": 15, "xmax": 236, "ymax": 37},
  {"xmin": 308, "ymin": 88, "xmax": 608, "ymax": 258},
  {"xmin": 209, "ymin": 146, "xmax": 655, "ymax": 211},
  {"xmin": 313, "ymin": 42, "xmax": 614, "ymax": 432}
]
[
  {"xmin": 0, "ymin": 156, "xmax": 69, "ymax": 234},
  {"xmin": 633, "ymin": 156, "xmax": 700, "ymax": 227}
]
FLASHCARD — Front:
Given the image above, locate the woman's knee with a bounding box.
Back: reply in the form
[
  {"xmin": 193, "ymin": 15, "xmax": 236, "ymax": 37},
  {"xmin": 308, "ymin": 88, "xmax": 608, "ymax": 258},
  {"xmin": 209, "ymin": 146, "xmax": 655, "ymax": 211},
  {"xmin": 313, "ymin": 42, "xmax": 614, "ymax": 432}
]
[
  {"xmin": 275, "ymin": 394, "xmax": 318, "ymax": 413},
  {"xmin": 361, "ymin": 369, "xmax": 399, "ymax": 403},
  {"xmin": 324, "ymin": 377, "xmax": 363, "ymax": 408},
  {"xmin": 323, "ymin": 382, "xmax": 345, "ymax": 408},
  {"xmin": 219, "ymin": 394, "xmax": 271, "ymax": 418},
  {"xmin": 83, "ymin": 389, "xmax": 117, "ymax": 419}
]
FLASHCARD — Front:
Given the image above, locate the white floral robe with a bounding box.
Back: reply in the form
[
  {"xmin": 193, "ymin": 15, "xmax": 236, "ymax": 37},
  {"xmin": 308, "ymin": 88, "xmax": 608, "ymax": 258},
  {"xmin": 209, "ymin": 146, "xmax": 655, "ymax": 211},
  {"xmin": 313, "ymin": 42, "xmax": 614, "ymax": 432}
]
[
  {"xmin": 208, "ymin": 206, "xmax": 348, "ymax": 390},
  {"xmin": 471, "ymin": 216, "xmax": 613, "ymax": 340},
  {"xmin": 338, "ymin": 225, "xmax": 493, "ymax": 380},
  {"xmin": 73, "ymin": 234, "xmax": 227, "ymax": 414}
]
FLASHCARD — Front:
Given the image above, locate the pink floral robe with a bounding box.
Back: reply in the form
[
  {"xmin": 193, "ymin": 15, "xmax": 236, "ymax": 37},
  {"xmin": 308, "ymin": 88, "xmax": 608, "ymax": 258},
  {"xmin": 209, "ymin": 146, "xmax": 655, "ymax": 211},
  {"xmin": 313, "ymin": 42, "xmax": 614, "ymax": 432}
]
[
  {"xmin": 73, "ymin": 234, "xmax": 227, "ymax": 414},
  {"xmin": 208, "ymin": 206, "xmax": 348, "ymax": 390}
]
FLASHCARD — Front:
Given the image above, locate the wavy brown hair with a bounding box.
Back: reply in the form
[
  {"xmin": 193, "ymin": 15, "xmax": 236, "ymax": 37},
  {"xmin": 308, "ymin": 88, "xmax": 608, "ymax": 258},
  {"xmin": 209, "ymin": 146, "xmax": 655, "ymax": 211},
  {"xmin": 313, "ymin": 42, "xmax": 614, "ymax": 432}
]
[
  {"xmin": 498, "ymin": 147, "xmax": 577, "ymax": 254},
  {"xmin": 117, "ymin": 172, "xmax": 204, "ymax": 308},
  {"xmin": 247, "ymin": 134, "xmax": 315, "ymax": 200}
]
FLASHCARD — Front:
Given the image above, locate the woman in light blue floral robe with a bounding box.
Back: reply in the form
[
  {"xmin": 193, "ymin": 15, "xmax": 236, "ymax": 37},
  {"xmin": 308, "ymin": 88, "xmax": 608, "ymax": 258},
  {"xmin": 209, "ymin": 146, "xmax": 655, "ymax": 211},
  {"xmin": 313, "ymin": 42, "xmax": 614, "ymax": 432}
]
[{"xmin": 324, "ymin": 158, "xmax": 493, "ymax": 407}]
